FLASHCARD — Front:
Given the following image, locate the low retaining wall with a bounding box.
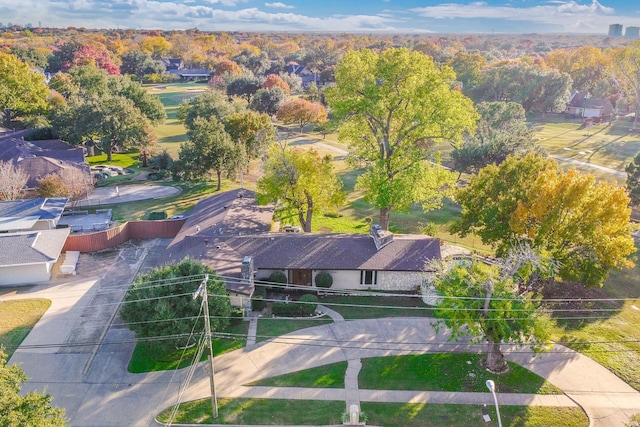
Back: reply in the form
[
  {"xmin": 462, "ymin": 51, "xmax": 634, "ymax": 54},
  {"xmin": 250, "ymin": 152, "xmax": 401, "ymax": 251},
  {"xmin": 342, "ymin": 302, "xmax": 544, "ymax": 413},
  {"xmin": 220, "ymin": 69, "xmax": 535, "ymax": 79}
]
[{"xmin": 62, "ymin": 219, "xmax": 186, "ymax": 252}]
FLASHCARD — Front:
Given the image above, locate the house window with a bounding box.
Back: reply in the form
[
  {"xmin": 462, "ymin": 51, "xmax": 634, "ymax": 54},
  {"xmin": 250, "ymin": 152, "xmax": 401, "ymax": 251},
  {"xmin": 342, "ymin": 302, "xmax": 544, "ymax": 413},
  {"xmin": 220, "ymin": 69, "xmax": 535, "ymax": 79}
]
[{"xmin": 360, "ymin": 270, "xmax": 378, "ymax": 286}]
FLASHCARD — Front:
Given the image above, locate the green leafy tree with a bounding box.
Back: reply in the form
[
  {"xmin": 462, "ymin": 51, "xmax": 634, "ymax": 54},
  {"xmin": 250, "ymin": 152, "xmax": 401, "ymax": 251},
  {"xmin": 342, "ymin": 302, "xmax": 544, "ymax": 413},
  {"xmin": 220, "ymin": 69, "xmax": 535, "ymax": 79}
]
[
  {"xmin": 327, "ymin": 47, "xmax": 477, "ymax": 229},
  {"xmin": 177, "ymin": 89, "xmax": 234, "ymax": 130},
  {"xmin": 0, "ymin": 52, "xmax": 50, "ymax": 126},
  {"xmin": 48, "ymin": 65, "xmax": 165, "ymax": 159},
  {"xmin": 452, "ymin": 101, "xmax": 538, "ymax": 175},
  {"xmin": 0, "ymin": 349, "xmax": 67, "ymax": 426},
  {"xmin": 10, "ymin": 45, "xmax": 51, "ymax": 70},
  {"xmin": 612, "ymin": 41, "xmax": 640, "ymax": 130},
  {"xmin": 249, "ymin": 87, "xmax": 286, "ymax": 116},
  {"xmin": 81, "ymin": 95, "xmax": 152, "ymax": 161},
  {"xmin": 258, "ymin": 145, "xmax": 344, "ymax": 232},
  {"xmin": 178, "ymin": 116, "xmax": 241, "ymax": 190},
  {"xmin": 454, "ymin": 154, "xmax": 635, "ymax": 286},
  {"xmin": 473, "ymin": 63, "xmax": 572, "ymax": 115},
  {"xmin": 225, "ymin": 110, "xmax": 275, "ymax": 161},
  {"xmin": 226, "ymin": 76, "xmax": 262, "ymax": 103},
  {"xmin": 431, "ymin": 250, "xmax": 551, "ymax": 373},
  {"xmin": 120, "ymin": 49, "xmax": 165, "ymax": 81},
  {"xmin": 119, "ymin": 259, "xmax": 231, "ymax": 353},
  {"xmin": 447, "ymin": 51, "xmax": 487, "ymax": 91}
]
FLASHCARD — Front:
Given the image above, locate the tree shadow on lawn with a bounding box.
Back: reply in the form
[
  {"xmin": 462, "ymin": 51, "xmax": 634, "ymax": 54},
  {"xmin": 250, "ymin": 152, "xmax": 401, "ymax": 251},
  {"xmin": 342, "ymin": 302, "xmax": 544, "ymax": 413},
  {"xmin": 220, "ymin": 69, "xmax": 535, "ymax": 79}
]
[{"xmin": 541, "ymin": 280, "xmax": 625, "ymax": 331}]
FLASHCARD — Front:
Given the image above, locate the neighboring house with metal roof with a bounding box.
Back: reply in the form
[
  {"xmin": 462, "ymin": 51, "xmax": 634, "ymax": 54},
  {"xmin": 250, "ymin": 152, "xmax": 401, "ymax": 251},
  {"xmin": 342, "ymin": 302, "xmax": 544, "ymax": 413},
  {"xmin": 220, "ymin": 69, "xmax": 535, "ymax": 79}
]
[
  {"xmin": 164, "ymin": 189, "xmax": 443, "ymax": 308},
  {"xmin": 0, "ymin": 198, "xmax": 68, "ymax": 233},
  {"xmin": 0, "ymin": 228, "xmax": 70, "ymax": 285}
]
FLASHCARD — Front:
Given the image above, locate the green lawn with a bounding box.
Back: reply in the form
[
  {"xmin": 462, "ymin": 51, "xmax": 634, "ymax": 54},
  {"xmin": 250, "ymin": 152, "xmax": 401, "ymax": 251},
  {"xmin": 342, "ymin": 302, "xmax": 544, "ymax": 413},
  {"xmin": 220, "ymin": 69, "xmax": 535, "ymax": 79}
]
[
  {"xmin": 532, "ymin": 118, "xmax": 640, "ymax": 185},
  {"xmin": 146, "ymin": 82, "xmax": 208, "ymax": 157},
  {"xmin": 359, "ymin": 354, "xmax": 562, "ymax": 394},
  {"xmin": 247, "ymin": 361, "xmax": 347, "ymax": 388},
  {"xmin": 0, "ymin": 299, "xmax": 51, "ymax": 359},
  {"xmin": 319, "ymin": 294, "xmax": 434, "ymax": 319},
  {"xmin": 128, "ymin": 320, "xmax": 249, "ymax": 373},
  {"xmin": 98, "ymin": 181, "xmax": 228, "ymax": 222},
  {"xmin": 86, "ymin": 152, "xmax": 141, "ymax": 168},
  {"xmin": 255, "ymin": 316, "xmax": 334, "ymax": 343},
  {"xmin": 158, "ymin": 398, "xmax": 587, "ymax": 426},
  {"xmin": 247, "ymin": 353, "xmax": 560, "ymax": 395}
]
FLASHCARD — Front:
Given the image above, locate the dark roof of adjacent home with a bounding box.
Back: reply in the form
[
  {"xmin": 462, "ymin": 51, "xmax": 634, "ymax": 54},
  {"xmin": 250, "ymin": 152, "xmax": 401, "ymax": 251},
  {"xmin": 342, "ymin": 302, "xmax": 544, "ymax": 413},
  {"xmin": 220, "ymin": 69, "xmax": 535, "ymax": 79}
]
[
  {"xmin": 0, "ymin": 135, "xmax": 87, "ymax": 188},
  {"xmin": 0, "ymin": 136, "xmax": 84, "ymax": 164},
  {"xmin": 169, "ymin": 188, "xmax": 274, "ymax": 248},
  {"xmin": 0, "ymin": 228, "xmax": 70, "ymax": 266},
  {"xmin": 0, "ymin": 197, "xmax": 68, "ymax": 220},
  {"xmin": 18, "ymin": 157, "xmax": 90, "ymax": 189}
]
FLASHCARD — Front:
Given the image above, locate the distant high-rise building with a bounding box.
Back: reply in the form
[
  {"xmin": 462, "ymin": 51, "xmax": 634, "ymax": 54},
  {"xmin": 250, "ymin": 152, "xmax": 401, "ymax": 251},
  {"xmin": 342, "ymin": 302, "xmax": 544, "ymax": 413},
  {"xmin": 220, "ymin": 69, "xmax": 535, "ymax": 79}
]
[
  {"xmin": 609, "ymin": 24, "xmax": 623, "ymax": 37},
  {"xmin": 626, "ymin": 26, "xmax": 640, "ymax": 38}
]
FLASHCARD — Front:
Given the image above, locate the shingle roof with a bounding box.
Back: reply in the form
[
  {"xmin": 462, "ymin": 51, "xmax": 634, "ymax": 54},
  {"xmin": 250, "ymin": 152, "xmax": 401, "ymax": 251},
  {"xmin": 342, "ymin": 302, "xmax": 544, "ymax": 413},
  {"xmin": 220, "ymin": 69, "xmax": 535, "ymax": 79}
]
[
  {"xmin": 0, "ymin": 228, "xmax": 70, "ymax": 266},
  {"xmin": 167, "ymin": 233, "xmax": 441, "ymax": 277},
  {"xmin": 0, "ymin": 135, "xmax": 87, "ymax": 188},
  {"xmin": 165, "ymin": 190, "xmax": 441, "ymax": 294},
  {"xmin": 169, "ymin": 188, "xmax": 274, "ymax": 248}
]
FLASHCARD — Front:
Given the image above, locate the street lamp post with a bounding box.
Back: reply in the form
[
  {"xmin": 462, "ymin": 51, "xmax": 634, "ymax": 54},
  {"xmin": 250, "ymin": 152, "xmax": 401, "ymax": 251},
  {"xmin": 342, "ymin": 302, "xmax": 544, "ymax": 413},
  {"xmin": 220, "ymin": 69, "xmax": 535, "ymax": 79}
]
[{"xmin": 486, "ymin": 380, "xmax": 502, "ymax": 427}]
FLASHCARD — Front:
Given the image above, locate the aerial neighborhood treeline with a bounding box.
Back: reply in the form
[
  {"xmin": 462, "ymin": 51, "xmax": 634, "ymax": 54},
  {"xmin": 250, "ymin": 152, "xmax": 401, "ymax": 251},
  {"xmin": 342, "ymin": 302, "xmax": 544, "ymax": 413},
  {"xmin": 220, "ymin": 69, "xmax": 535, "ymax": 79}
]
[{"xmin": 0, "ymin": 27, "xmax": 638, "ymax": 293}]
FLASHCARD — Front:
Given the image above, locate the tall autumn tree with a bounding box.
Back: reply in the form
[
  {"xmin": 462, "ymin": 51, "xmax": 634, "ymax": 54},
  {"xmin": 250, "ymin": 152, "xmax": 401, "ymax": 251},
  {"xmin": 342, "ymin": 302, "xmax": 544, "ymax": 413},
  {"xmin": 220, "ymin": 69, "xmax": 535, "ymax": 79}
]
[
  {"xmin": 0, "ymin": 52, "xmax": 50, "ymax": 126},
  {"xmin": 258, "ymin": 145, "xmax": 344, "ymax": 232},
  {"xmin": 327, "ymin": 48, "xmax": 477, "ymax": 229},
  {"xmin": 275, "ymin": 98, "xmax": 328, "ymax": 133},
  {"xmin": 454, "ymin": 154, "xmax": 635, "ymax": 286}
]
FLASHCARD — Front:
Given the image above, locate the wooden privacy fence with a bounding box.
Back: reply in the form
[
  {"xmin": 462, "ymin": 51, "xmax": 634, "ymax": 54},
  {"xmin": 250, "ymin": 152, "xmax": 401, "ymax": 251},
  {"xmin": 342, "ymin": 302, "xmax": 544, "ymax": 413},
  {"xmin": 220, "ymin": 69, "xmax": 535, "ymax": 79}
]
[{"xmin": 62, "ymin": 219, "xmax": 186, "ymax": 252}]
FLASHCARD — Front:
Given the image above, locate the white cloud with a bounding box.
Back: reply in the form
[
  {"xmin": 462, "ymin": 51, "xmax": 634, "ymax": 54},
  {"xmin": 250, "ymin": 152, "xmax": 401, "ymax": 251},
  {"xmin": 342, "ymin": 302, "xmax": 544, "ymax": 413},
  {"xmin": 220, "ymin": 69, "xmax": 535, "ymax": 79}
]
[
  {"xmin": 410, "ymin": 0, "xmax": 614, "ymax": 27},
  {"xmin": 265, "ymin": 2, "xmax": 294, "ymax": 9}
]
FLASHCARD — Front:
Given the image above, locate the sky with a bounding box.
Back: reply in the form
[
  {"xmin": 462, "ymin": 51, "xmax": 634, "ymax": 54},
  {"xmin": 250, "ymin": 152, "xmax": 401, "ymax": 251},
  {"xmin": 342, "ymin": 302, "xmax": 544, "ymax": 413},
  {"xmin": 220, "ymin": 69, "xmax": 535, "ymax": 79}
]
[{"xmin": 0, "ymin": 0, "xmax": 638, "ymax": 34}]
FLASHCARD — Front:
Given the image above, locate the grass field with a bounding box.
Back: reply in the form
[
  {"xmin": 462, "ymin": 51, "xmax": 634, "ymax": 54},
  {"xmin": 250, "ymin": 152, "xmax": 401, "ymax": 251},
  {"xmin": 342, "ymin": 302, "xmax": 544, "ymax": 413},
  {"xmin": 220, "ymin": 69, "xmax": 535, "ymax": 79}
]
[
  {"xmin": 532, "ymin": 117, "xmax": 640, "ymax": 185},
  {"xmin": 255, "ymin": 316, "xmax": 333, "ymax": 343},
  {"xmin": 158, "ymin": 398, "xmax": 588, "ymax": 426},
  {"xmin": 247, "ymin": 353, "xmax": 562, "ymax": 395},
  {"xmin": 0, "ymin": 299, "xmax": 51, "ymax": 359},
  {"xmin": 146, "ymin": 82, "xmax": 207, "ymax": 156}
]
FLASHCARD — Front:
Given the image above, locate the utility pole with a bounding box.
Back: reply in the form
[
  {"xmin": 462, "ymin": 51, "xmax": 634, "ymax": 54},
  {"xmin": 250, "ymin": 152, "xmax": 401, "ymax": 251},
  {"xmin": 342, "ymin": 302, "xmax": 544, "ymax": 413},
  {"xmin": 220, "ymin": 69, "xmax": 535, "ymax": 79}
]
[{"xmin": 195, "ymin": 274, "xmax": 218, "ymax": 419}]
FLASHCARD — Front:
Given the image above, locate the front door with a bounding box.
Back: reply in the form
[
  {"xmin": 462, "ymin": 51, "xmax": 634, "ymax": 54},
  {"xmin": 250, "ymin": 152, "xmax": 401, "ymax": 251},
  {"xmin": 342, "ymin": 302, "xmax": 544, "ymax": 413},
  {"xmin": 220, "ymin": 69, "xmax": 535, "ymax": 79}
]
[{"xmin": 290, "ymin": 269, "xmax": 311, "ymax": 286}]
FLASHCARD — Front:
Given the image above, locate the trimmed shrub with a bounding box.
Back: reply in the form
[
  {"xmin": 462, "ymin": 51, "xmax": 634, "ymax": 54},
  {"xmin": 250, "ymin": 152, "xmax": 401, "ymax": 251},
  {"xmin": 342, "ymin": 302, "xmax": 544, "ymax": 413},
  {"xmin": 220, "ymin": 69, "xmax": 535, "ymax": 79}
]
[
  {"xmin": 269, "ymin": 271, "xmax": 287, "ymax": 284},
  {"xmin": 251, "ymin": 286, "xmax": 267, "ymax": 311},
  {"xmin": 299, "ymin": 294, "xmax": 318, "ymax": 315},
  {"xmin": 315, "ymin": 271, "xmax": 333, "ymax": 288},
  {"xmin": 272, "ymin": 294, "xmax": 318, "ymax": 317},
  {"xmin": 148, "ymin": 211, "xmax": 167, "ymax": 220}
]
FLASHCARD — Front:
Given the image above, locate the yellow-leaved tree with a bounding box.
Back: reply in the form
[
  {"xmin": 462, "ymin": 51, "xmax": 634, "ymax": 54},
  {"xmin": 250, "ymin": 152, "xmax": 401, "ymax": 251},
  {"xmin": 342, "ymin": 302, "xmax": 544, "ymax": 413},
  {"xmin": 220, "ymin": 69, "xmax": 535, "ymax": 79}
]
[{"xmin": 455, "ymin": 154, "xmax": 635, "ymax": 286}]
